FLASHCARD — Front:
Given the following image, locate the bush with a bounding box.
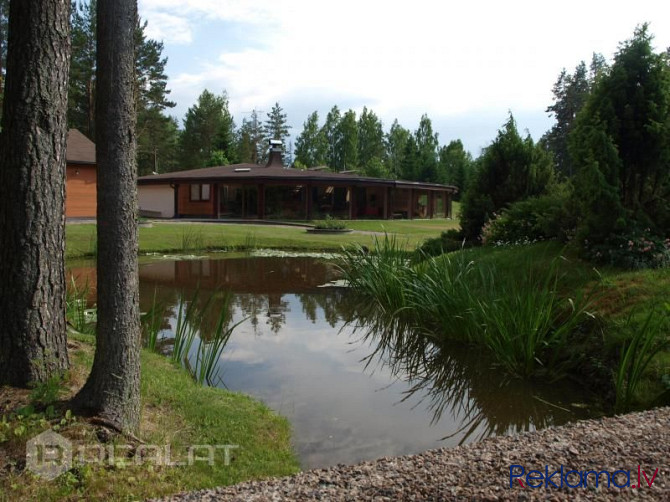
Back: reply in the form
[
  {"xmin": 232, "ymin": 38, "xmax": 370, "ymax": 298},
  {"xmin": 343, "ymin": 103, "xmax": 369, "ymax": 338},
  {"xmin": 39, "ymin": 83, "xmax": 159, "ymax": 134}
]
[
  {"xmin": 481, "ymin": 186, "xmax": 576, "ymax": 246},
  {"xmin": 313, "ymin": 215, "xmax": 347, "ymax": 230},
  {"xmin": 416, "ymin": 229, "xmax": 469, "ymax": 258},
  {"xmin": 584, "ymin": 229, "xmax": 670, "ymax": 269}
]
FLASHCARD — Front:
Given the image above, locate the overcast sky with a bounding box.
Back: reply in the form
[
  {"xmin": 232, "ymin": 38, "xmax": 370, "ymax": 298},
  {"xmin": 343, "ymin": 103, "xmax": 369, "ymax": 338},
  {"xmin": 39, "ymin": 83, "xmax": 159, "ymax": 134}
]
[{"xmin": 138, "ymin": 0, "xmax": 670, "ymax": 156}]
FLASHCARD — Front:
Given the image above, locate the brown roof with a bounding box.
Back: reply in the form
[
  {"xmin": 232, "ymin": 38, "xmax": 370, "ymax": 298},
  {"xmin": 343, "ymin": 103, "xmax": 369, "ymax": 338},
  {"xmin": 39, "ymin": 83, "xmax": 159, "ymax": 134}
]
[
  {"xmin": 66, "ymin": 129, "xmax": 96, "ymax": 164},
  {"xmin": 138, "ymin": 164, "xmax": 457, "ymax": 193}
]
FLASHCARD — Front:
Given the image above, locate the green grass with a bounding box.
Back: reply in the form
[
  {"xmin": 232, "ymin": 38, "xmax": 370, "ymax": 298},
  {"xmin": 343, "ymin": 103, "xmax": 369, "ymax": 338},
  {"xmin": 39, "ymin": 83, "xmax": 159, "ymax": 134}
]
[
  {"xmin": 0, "ymin": 333, "xmax": 299, "ymax": 500},
  {"xmin": 65, "ymin": 217, "xmax": 458, "ymax": 259}
]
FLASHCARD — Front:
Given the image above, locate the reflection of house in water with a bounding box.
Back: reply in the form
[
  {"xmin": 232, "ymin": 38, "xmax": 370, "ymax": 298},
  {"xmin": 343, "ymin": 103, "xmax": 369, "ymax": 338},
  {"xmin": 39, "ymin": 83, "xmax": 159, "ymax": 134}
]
[
  {"xmin": 139, "ymin": 257, "xmax": 338, "ymax": 294},
  {"xmin": 138, "ymin": 256, "xmax": 344, "ymax": 335}
]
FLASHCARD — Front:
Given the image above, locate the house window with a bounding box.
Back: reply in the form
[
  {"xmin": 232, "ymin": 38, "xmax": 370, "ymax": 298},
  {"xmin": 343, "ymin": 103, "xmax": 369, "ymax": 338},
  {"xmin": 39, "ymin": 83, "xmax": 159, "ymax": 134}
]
[{"xmin": 190, "ymin": 184, "xmax": 211, "ymax": 201}]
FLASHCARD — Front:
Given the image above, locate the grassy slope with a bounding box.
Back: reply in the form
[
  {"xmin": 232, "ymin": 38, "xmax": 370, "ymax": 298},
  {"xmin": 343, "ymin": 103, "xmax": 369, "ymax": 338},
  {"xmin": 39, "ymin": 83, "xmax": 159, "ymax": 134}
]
[
  {"xmin": 440, "ymin": 242, "xmax": 670, "ymax": 399},
  {"xmin": 0, "ymin": 334, "xmax": 299, "ymax": 501}
]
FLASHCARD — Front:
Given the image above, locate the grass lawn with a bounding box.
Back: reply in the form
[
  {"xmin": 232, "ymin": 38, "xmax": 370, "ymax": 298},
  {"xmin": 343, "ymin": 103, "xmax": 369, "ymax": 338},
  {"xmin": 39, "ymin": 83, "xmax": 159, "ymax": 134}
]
[
  {"xmin": 0, "ymin": 333, "xmax": 299, "ymax": 500},
  {"xmin": 66, "ymin": 215, "xmax": 459, "ymax": 259}
]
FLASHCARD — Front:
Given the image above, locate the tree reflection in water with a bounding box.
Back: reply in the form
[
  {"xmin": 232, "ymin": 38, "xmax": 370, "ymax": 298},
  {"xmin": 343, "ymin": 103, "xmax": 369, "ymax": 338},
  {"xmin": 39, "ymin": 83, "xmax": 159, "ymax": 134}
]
[{"xmin": 349, "ymin": 302, "xmax": 596, "ymax": 445}]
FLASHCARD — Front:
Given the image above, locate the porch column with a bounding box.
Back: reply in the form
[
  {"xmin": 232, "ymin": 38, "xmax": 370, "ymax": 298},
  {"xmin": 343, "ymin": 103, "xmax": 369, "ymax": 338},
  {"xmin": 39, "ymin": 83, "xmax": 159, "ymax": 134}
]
[
  {"xmin": 212, "ymin": 183, "xmax": 219, "ymax": 218},
  {"xmin": 257, "ymin": 183, "xmax": 265, "ymax": 219},
  {"xmin": 409, "ymin": 188, "xmax": 414, "ymax": 220},
  {"xmin": 306, "ymin": 183, "xmax": 313, "ymax": 220},
  {"xmin": 428, "ymin": 191, "xmax": 434, "ymax": 219},
  {"xmin": 172, "ymin": 183, "xmax": 179, "ymax": 218},
  {"xmin": 445, "ymin": 192, "xmax": 451, "ymax": 218},
  {"xmin": 382, "ymin": 187, "xmax": 389, "ymax": 219},
  {"xmin": 242, "ymin": 185, "xmax": 246, "ymax": 218},
  {"xmin": 348, "ymin": 186, "xmax": 354, "ymax": 220}
]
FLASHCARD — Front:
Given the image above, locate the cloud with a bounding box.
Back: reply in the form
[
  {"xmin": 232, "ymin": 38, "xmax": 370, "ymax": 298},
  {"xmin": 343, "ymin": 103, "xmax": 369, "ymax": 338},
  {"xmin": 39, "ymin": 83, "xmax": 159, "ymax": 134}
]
[{"xmin": 140, "ymin": 0, "xmax": 670, "ymax": 150}]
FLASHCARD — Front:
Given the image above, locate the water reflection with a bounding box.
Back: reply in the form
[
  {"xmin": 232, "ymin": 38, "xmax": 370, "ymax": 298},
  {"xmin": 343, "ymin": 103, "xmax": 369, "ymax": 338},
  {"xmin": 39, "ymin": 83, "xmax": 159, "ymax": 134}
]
[{"xmin": 67, "ymin": 255, "xmax": 598, "ymax": 469}]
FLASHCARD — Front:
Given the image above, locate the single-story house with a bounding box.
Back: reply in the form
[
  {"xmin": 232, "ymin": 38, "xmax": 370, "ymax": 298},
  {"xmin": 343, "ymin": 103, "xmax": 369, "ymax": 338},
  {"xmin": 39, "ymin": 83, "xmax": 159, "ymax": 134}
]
[
  {"xmin": 138, "ymin": 142, "xmax": 457, "ymax": 220},
  {"xmin": 66, "ymin": 129, "xmax": 97, "ymax": 218}
]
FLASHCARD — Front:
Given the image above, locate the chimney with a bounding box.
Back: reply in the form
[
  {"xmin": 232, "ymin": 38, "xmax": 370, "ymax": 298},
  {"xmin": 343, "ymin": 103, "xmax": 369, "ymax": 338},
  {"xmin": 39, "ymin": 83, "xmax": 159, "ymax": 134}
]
[{"xmin": 265, "ymin": 139, "xmax": 284, "ymax": 168}]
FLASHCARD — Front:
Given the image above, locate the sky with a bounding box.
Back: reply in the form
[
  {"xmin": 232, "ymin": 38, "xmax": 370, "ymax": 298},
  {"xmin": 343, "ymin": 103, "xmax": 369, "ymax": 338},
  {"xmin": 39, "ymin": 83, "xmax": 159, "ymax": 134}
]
[{"xmin": 138, "ymin": 0, "xmax": 670, "ymax": 156}]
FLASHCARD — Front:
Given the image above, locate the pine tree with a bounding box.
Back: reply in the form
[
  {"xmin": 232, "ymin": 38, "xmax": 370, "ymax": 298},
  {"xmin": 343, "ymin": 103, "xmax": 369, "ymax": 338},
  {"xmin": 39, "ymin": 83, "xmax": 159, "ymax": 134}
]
[
  {"xmin": 321, "ymin": 105, "xmax": 342, "ymax": 170},
  {"xmin": 236, "ymin": 109, "xmax": 264, "ymax": 164},
  {"xmin": 68, "ymin": 0, "xmax": 176, "ymax": 174},
  {"xmin": 294, "ymin": 111, "xmax": 326, "ymax": 168},
  {"xmin": 570, "ymin": 25, "xmax": 670, "ymax": 244},
  {"xmin": 179, "ymin": 90, "xmax": 235, "ymax": 169},
  {"xmin": 0, "ymin": 0, "xmax": 71, "ymax": 385},
  {"xmin": 357, "ymin": 106, "xmax": 385, "ymax": 175},
  {"xmin": 337, "ymin": 109, "xmax": 358, "ymax": 171},
  {"xmin": 414, "ymin": 114, "xmax": 439, "ymax": 182},
  {"xmin": 264, "ymin": 102, "xmax": 290, "ymax": 140},
  {"xmin": 460, "ymin": 113, "xmax": 555, "ymax": 240},
  {"xmin": 69, "ymin": 0, "xmax": 96, "ymax": 137},
  {"xmin": 385, "ymin": 119, "xmax": 410, "ymax": 179},
  {"xmin": 73, "ymin": 0, "xmax": 141, "ymax": 432},
  {"xmin": 438, "ymin": 140, "xmax": 473, "ymax": 199}
]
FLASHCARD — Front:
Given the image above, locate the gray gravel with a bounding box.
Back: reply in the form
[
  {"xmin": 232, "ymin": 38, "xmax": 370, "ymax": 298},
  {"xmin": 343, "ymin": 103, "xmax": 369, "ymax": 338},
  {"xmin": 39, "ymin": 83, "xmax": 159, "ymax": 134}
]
[{"xmin": 157, "ymin": 407, "xmax": 669, "ymax": 501}]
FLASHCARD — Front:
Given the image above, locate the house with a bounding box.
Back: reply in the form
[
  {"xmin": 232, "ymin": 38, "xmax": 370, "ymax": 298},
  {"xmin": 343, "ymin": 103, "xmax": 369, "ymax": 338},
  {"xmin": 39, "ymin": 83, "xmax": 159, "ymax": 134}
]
[
  {"xmin": 138, "ymin": 142, "xmax": 457, "ymax": 220},
  {"xmin": 66, "ymin": 129, "xmax": 97, "ymax": 218}
]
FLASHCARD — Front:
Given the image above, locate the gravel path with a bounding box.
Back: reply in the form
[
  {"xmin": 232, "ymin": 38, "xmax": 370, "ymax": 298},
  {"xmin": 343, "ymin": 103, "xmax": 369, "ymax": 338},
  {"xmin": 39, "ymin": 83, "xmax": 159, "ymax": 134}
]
[{"xmin": 157, "ymin": 407, "xmax": 669, "ymax": 501}]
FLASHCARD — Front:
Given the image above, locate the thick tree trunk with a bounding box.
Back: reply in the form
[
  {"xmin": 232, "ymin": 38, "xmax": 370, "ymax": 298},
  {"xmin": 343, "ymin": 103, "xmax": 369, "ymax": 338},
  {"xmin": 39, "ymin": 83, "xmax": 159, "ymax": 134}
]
[
  {"xmin": 0, "ymin": 0, "xmax": 71, "ymax": 386},
  {"xmin": 72, "ymin": 0, "xmax": 140, "ymax": 432}
]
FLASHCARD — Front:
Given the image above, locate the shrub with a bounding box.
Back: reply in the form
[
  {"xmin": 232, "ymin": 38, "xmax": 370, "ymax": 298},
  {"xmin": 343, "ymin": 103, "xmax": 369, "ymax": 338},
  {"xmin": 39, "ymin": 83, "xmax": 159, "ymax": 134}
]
[
  {"xmin": 584, "ymin": 229, "xmax": 670, "ymax": 269},
  {"xmin": 416, "ymin": 229, "xmax": 469, "ymax": 258},
  {"xmin": 313, "ymin": 215, "xmax": 347, "ymax": 230},
  {"xmin": 480, "ymin": 186, "xmax": 576, "ymax": 246}
]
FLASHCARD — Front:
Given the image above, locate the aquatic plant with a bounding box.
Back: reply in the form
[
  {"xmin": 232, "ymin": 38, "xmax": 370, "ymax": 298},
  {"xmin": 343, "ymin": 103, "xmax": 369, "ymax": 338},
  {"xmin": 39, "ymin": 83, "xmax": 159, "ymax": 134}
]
[
  {"xmin": 340, "ymin": 236, "xmax": 597, "ymax": 379},
  {"xmin": 614, "ymin": 307, "xmax": 669, "ymax": 412},
  {"xmin": 140, "ymin": 288, "xmax": 166, "ymax": 353},
  {"xmin": 65, "ymin": 276, "xmax": 96, "ymax": 334},
  {"xmin": 169, "ymin": 289, "xmax": 242, "ymax": 386}
]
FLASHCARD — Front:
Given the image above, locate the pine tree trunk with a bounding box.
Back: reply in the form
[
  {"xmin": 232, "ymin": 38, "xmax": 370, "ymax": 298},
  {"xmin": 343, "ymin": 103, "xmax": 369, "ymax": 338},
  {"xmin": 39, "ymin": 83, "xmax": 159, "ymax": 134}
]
[
  {"xmin": 72, "ymin": 0, "xmax": 140, "ymax": 432},
  {"xmin": 0, "ymin": 0, "xmax": 71, "ymax": 386}
]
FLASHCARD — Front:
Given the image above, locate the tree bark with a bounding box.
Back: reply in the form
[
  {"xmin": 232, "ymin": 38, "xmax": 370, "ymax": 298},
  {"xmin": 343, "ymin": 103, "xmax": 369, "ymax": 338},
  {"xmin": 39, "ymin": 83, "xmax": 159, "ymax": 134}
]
[
  {"xmin": 0, "ymin": 0, "xmax": 71, "ymax": 386},
  {"xmin": 72, "ymin": 0, "xmax": 141, "ymax": 432}
]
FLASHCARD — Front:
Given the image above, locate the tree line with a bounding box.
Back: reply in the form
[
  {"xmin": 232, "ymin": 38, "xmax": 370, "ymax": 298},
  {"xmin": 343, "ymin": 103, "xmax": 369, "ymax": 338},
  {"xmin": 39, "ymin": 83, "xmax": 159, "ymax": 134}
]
[{"xmin": 457, "ymin": 25, "xmax": 670, "ymax": 270}]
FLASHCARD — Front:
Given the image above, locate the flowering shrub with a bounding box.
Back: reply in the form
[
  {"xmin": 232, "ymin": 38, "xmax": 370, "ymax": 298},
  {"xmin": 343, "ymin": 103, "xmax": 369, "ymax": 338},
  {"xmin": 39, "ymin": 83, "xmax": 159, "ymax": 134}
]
[{"xmin": 584, "ymin": 229, "xmax": 670, "ymax": 269}]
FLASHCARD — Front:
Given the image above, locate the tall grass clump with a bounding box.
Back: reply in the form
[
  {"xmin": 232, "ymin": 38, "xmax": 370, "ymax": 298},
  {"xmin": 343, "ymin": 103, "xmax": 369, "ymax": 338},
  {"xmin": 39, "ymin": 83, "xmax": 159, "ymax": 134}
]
[
  {"xmin": 180, "ymin": 226, "xmax": 205, "ymax": 251},
  {"xmin": 169, "ymin": 289, "xmax": 242, "ymax": 386},
  {"xmin": 463, "ymin": 261, "xmax": 595, "ymax": 378},
  {"xmin": 141, "ymin": 288, "xmax": 166, "ymax": 352},
  {"xmin": 66, "ymin": 276, "xmax": 96, "ymax": 334},
  {"xmin": 339, "ymin": 235, "xmax": 416, "ymax": 322},
  {"xmin": 614, "ymin": 307, "xmax": 669, "ymax": 412},
  {"xmin": 340, "ymin": 238, "xmax": 597, "ymax": 380}
]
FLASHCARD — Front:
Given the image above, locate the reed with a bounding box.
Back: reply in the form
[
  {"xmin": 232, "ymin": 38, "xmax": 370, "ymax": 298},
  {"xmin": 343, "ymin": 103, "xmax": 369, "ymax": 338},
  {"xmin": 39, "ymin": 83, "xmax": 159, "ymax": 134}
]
[
  {"xmin": 168, "ymin": 288, "xmax": 242, "ymax": 386},
  {"xmin": 180, "ymin": 226, "xmax": 205, "ymax": 251},
  {"xmin": 614, "ymin": 307, "xmax": 669, "ymax": 412},
  {"xmin": 141, "ymin": 288, "xmax": 166, "ymax": 352},
  {"xmin": 65, "ymin": 276, "xmax": 96, "ymax": 334},
  {"xmin": 340, "ymin": 236, "xmax": 596, "ymax": 379}
]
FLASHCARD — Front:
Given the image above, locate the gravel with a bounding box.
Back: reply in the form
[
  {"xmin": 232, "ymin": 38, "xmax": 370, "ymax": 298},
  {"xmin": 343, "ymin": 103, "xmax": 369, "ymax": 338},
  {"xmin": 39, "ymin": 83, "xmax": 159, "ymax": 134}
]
[{"xmin": 156, "ymin": 407, "xmax": 669, "ymax": 501}]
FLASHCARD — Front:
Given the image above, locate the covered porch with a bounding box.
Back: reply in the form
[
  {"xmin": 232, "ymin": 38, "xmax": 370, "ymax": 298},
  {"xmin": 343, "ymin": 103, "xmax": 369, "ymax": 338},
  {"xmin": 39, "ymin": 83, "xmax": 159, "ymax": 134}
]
[{"xmin": 173, "ymin": 181, "xmax": 454, "ymax": 220}]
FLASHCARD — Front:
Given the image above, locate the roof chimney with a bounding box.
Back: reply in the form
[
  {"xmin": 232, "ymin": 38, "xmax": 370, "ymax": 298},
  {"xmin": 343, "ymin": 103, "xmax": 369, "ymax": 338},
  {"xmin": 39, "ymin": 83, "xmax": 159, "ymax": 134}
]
[{"xmin": 265, "ymin": 139, "xmax": 283, "ymax": 168}]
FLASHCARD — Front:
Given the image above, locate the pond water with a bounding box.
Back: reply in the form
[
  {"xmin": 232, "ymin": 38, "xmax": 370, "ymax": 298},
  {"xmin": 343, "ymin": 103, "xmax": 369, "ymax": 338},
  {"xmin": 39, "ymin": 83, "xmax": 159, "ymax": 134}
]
[{"xmin": 68, "ymin": 254, "xmax": 598, "ymax": 469}]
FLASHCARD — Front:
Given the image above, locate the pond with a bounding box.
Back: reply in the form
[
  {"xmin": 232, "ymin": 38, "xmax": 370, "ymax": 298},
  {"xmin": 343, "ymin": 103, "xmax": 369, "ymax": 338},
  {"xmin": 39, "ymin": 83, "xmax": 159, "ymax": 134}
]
[{"xmin": 68, "ymin": 253, "xmax": 599, "ymax": 469}]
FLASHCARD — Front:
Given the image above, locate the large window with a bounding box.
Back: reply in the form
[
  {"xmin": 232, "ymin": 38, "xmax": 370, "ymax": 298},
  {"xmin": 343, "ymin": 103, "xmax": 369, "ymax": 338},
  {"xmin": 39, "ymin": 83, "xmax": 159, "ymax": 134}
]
[{"xmin": 190, "ymin": 184, "xmax": 210, "ymax": 201}]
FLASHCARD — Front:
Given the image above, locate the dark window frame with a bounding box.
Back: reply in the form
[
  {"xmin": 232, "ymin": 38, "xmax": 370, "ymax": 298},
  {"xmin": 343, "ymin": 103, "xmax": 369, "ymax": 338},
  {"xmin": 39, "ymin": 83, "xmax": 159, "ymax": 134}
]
[{"xmin": 189, "ymin": 183, "xmax": 211, "ymax": 202}]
